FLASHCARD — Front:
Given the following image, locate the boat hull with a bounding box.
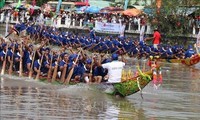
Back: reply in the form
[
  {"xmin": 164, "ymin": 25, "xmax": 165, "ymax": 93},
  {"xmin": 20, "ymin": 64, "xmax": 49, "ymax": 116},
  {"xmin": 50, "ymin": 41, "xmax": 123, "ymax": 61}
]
[
  {"xmin": 158, "ymin": 54, "xmax": 200, "ymax": 66},
  {"xmin": 2, "ymin": 70, "xmax": 153, "ymax": 97},
  {"xmin": 181, "ymin": 54, "xmax": 200, "ymax": 66},
  {"xmin": 96, "ymin": 71, "xmax": 153, "ymax": 97}
]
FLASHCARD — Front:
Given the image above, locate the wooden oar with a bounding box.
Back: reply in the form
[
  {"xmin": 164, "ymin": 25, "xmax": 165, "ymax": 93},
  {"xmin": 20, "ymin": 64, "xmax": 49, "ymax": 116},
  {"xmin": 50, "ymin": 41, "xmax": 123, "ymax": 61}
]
[
  {"xmin": 35, "ymin": 54, "xmax": 44, "ymax": 80},
  {"xmin": 8, "ymin": 44, "xmax": 15, "ymax": 75},
  {"xmin": 86, "ymin": 43, "xmax": 100, "ymax": 51},
  {"xmin": 61, "ymin": 63, "xmax": 67, "ymax": 83},
  {"xmin": 194, "ymin": 44, "xmax": 199, "ymax": 54},
  {"xmin": 89, "ymin": 54, "xmax": 94, "ymax": 83},
  {"xmin": 5, "ymin": 27, "xmax": 19, "ymax": 38},
  {"xmin": 28, "ymin": 51, "xmax": 36, "ymax": 79},
  {"xmin": 1, "ymin": 44, "xmax": 8, "ymax": 75},
  {"xmin": 19, "ymin": 43, "xmax": 23, "ymax": 77},
  {"xmin": 64, "ymin": 50, "xmax": 81, "ymax": 84},
  {"xmin": 51, "ymin": 53, "xmax": 61, "ymax": 83},
  {"xmin": 47, "ymin": 52, "xmax": 54, "ymax": 82}
]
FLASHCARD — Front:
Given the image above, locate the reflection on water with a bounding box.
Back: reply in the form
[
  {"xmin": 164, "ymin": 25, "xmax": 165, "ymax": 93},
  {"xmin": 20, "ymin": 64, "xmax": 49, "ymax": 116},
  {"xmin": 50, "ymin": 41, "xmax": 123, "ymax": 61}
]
[{"xmin": 0, "ymin": 62, "xmax": 200, "ymax": 120}]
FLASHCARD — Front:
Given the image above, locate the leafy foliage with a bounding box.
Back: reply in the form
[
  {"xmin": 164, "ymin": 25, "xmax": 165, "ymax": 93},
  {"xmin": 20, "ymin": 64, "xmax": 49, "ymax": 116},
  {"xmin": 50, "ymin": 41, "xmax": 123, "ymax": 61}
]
[{"xmin": 148, "ymin": 0, "xmax": 200, "ymax": 36}]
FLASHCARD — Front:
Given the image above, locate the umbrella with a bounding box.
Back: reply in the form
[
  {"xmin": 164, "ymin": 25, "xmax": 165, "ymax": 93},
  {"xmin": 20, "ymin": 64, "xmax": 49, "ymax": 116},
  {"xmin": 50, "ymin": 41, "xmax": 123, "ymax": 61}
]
[
  {"xmin": 143, "ymin": 8, "xmax": 154, "ymax": 16},
  {"xmin": 1, "ymin": 5, "xmax": 12, "ymax": 10},
  {"xmin": 9, "ymin": 3, "xmax": 19, "ymax": 8},
  {"xmin": 75, "ymin": 6, "xmax": 88, "ymax": 13},
  {"xmin": 85, "ymin": 6, "xmax": 100, "ymax": 13},
  {"xmin": 74, "ymin": 2, "xmax": 90, "ymax": 8},
  {"xmin": 99, "ymin": 7, "xmax": 123, "ymax": 13},
  {"xmin": 122, "ymin": 8, "xmax": 142, "ymax": 16}
]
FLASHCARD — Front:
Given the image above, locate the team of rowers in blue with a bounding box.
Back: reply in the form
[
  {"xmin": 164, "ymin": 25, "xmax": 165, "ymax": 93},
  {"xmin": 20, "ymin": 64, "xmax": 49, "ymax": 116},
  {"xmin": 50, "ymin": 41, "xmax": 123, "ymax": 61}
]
[{"xmin": 0, "ymin": 22, "xmax": 197, "ymax": 83}]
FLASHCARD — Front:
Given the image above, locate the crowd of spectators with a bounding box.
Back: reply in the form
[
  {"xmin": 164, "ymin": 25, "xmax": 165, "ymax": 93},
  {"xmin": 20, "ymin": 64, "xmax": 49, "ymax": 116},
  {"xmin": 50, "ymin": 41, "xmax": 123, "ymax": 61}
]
[
  {"xmin": 0, "ymin": 7, "xmax": 200, "ymax": 34},
  {"xmin": 0, "ymin": 8, "xmax": 148, "ymax": 31}
]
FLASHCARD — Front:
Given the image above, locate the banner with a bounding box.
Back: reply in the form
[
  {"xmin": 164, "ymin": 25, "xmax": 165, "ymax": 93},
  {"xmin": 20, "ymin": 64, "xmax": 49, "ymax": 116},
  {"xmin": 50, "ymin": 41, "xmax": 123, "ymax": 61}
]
[{"xmin": 95, "ymin": 22, "xmax": 125, "ymax": 34}]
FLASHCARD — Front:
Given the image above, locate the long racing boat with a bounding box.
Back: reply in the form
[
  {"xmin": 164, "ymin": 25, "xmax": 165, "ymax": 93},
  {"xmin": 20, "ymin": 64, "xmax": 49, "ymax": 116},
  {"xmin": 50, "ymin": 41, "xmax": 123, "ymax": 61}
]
[
  {"xmin": 158, "ymin": 54, "xmax": 200, "ymax": 66},
  {"xmin": 1, "ymin": 67, "xmax": 154, "ymax": 97}
]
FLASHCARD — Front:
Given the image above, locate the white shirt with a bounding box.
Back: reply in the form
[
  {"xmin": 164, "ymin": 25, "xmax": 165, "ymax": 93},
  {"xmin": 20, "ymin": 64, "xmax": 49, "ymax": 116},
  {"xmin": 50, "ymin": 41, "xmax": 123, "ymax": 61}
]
[{"xmin": 102, "ymin": 61, "xmax": 125, "ymax": 83}]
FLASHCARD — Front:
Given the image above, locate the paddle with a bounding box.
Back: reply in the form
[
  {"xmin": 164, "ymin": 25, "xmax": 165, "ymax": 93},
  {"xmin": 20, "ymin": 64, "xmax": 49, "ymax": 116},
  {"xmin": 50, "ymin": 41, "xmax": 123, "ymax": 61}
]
[
  {"xmin": 51, "ymin": 53, "xmax": 61, "ymax": 83},
  {"xmin": 61, "ymin": 63, "xmax": 67, "ymax": 83},
  {"xmin": 89, "ymin": 54, "xmax": 94, "ymax": 83},
  {"xmin": 28, "ymin": 51, "xmax": 36, "ymax": 79},
  {"xmin": 64, "ymin": 50, "xmax": 81, "ymax": 85},
  {"xmin": 194, "ymin": 44, "xmax": 199, "ymax": 54},
  {"xmin": 86, "ymin": 42, "xmax": 100, "ymax": 51},
  {"xmin": 19, "ymin": 43, "xmax": 23, "ymax": 77},
  {"xmin": 35, "ymin": 54, "xmax": 44, "ymax": 80},
  {"xmin": 1, "ymin": 44, "xmax": 8, "ymax": 75},
  {"xmin": 8, "ymin": 44, "xmax": 15, "ymax": 75},
  {"xmin": 5, "ymin": 27, "xmax": 19, "ymax": 38},
  {"xmin": 47, "ymin": 52, "xmax": 54, "ymax": 82}
]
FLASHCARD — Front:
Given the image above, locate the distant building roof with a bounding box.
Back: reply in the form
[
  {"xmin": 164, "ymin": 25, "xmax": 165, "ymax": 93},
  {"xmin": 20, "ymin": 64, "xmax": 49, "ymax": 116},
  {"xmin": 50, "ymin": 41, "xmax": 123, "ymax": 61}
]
[
  {"xmin": 89, "ymin": 0, "xmax": 112, "ymax": 8},
  {"xmin": 177, "ymin": 7, "xmax": 199, "ymax": 16}
]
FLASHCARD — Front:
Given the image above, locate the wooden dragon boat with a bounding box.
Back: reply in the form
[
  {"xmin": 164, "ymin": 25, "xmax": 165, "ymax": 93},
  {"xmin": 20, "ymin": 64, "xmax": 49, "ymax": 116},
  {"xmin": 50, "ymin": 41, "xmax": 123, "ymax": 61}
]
[
  {"xmin": 39, "ymin": 70, "xmax": 153, "ymax": 97},
  {"xmin": 1, "ymin": 67, "xmax": 153, "ymax": 97},
  {"xmin": 158, "ymin": 54, "xmax": 200, "ymax": 66},
  {"xmin": 97, "ymin": 70, "xmax": 153, "ymax": 97}
]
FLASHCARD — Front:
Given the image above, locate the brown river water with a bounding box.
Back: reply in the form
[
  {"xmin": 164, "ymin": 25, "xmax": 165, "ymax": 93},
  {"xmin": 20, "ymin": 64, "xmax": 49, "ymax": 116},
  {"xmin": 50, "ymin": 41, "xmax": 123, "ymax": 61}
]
[{"xmin": 0, "ymin": 60, "xmax": 200, "ymax": 120}]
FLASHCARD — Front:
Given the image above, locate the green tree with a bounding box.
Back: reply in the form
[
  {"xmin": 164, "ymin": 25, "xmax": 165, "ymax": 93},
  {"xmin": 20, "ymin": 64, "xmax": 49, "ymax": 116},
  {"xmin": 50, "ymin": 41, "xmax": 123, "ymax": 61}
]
[{"xmin": 148, "ymin": 0, "xmax": 200, "ymax": 36}]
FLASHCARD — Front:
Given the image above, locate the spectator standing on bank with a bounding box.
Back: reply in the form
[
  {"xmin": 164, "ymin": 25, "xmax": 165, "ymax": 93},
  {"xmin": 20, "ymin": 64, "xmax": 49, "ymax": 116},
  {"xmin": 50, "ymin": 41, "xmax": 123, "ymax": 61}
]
[
  {"xmin": 139, "ymin": 16, "xmax": 146, "ymax": 42},
  {"xmin": 145, "ymin": 28, "xmax": 161, "ymax": 49}
]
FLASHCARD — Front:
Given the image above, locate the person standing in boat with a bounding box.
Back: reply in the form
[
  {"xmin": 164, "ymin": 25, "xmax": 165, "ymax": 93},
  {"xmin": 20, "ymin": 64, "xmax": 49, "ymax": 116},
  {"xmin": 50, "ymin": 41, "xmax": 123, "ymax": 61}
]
[
  {"xmin": 101, "ymin": 54, "xmax": 125, "ymax": 83},
  {"xmin": 145, "ymin": 28, "xmax": 161, "ymax": 49}
]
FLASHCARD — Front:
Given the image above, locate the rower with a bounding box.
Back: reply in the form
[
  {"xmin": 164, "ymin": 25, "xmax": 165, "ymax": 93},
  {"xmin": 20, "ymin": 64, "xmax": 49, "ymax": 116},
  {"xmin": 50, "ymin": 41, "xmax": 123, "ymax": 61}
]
[
  {"xmin": 13, "ymin": 44, "xmax": 21, "ymax": 72},
  {"xmin": 59, "ymin": 52, "xmax": 69, "ymax": 80},
  {"xmin": 33, "ymin": 56, "xmax": 43, "ymax": 76},
  {"xmin": 41, "ymin": 48, "xmax": 52, "ymax": 77},
  {"xmin": 0, "ymin": 43, "xmax": 7, "ymax": 68},
  {"xmin": 185, "ymin": 45, "xmax": 195, "ymax": 58},
  {"xmin": 83, "ymin": 58, "xmax": 92, "ymax": 83}
]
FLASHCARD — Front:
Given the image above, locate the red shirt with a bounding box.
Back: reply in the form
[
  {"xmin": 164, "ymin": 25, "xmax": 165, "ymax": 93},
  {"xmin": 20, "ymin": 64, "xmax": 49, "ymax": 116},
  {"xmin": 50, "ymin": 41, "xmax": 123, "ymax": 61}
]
[{"xmin": 153, "ymin": 31, "xmax": 161, "ymax": 44}]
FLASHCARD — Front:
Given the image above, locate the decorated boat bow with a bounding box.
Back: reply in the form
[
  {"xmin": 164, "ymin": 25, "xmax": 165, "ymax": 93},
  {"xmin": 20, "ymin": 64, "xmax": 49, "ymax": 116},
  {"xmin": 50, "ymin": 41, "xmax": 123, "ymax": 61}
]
[{"xmin": 105, "ymin": 67, "xmax": 153, "ymax": 97}]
